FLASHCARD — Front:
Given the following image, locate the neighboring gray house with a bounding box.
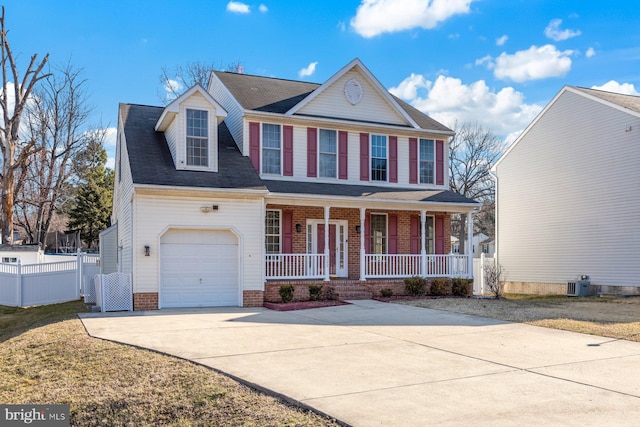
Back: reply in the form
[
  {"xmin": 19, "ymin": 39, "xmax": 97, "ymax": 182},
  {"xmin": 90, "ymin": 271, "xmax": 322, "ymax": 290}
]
[{"xmin": 493, "ymin": 86, "xmax": 640, "ymax": 295}]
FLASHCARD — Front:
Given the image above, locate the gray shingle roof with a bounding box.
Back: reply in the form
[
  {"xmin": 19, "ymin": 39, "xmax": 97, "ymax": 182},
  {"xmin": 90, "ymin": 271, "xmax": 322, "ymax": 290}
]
[
  {"xmin": 120, "ymin": 103, "xmax": 266, "ymax": 191},
  {"xmin": 263, "ymin": 180, "xmax": 477, "ymax": 205},
  {"xmin": 573, "ymin": 86, "xmax": 640, "ymax": 115},
  {"xmin": 213, "ymin": 71, "xmax": 452, "ymax": 133}
]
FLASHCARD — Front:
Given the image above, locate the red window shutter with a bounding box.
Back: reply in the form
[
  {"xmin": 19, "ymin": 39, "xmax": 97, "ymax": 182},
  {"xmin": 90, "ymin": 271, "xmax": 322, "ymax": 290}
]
[
  {"xmin": 283, "ymin": 125, "xmax": 294, "ymax": 176},
  {"xmin": 409, "ymin": 137, "xmax": 417, "ymax": 184},
  {"xmin": 307, "ymin": 127, "xmax": 317, "ymax": 178},
  {"xmin": 436, "ymin": 139, "xmax": 444, "ymax": 185},
  {"xmin": 389, "ymin": 136, "xmax": 398, "ymax": 183},
  {"xmin": 338, "ymin": 130, "xmax": 348, "ymax": 180},
  {"xmin": 410, "ymin": 216, "xmax": 420, "ymax": 254},
  {"xmin": 364, "ymin": 214, "xmax": 371, "ymax": 254},
  {"xmin": 249, "ymin": 122, "xmax": 260, "ymax": 172},
  {"xmin": 435, "ymin": 216, "xmax": 445, "ymax": 254},
  {"xmin": 359, "ymin": 133, "xmax": 369, "ymax": 181},
  {"xmin": 282, "ymin": 211, "xmax": 293, "ymax": 253},
  {"xmin": 388, "ymin": 214, "xmax": 398, "ymax": 254}
]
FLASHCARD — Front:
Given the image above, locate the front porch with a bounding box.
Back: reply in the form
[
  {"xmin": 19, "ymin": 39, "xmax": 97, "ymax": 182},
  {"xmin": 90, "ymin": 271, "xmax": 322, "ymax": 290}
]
[{"xmin": 264, "ymin": 204, "xmax": 474, "ymax": 282}]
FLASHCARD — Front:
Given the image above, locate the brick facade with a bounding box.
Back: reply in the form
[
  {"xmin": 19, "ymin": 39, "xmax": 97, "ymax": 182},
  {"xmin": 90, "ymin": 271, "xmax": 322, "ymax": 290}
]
[
  {"xmin": 243, "ymin": 290, "xmax": 264, "ymax": 307},
  {"xmin": 133, "ymin": 292, "xmax": 159, "ymax": 311}
]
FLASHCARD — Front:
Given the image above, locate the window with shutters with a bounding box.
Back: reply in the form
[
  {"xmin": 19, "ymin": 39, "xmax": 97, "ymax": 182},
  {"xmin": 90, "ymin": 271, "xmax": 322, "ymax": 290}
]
[
  {"xmin": 262, "ymin": 123, "xmax": 281, "ymax": 175},
  {"xmin": 370, "ymin": 134, "xmax": 387, "ymax": 181},
  {"xmin": 417, "ymin": 216, "xmax": 435, "ymax": 254},
  {"xmin": 419, "ymin": 138, "xmax": 435, "ymax": 184},
  {"xmin": 319, "ymin": 129, "xmax": 337, "ymax": 178},
  {"xmin": 370, "ymin": 213, "xmax": 387, "ymax": 254},
  {"xmin": 265, "ymin": 209, "xmax": 281, "ymax": 254}
]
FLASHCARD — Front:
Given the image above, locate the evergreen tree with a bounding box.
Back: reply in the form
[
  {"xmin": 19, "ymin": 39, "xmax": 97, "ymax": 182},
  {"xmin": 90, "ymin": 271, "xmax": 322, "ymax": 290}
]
[{"xmin": 67, "ymin": 134, "xmax": 113, "ymax": 249}]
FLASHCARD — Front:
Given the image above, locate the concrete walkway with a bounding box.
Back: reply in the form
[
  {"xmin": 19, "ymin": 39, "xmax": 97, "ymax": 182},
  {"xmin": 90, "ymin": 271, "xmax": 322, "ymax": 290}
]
[{"xmin": 80, "ymin": 300, "xmax": 640, "ymax": 426}]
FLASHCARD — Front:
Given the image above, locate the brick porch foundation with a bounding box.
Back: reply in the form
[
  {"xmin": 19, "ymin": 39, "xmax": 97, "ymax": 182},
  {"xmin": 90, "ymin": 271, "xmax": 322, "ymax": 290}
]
[
  {"xmin": 243, "ymin": 290, "xmax": 264, "ymax": 307},
  {"xmin": 133, "ymin": 292, "xmax": 159, "ymax": 310},
  {"xmin": 264, "ymin": 279, "xmax": 410, "ymax": 303}
]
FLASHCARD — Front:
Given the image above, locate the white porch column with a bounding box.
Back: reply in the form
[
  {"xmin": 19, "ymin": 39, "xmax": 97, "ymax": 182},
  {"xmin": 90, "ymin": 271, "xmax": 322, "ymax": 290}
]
[
  {"xmin": 466, "ymin": 210, "xmax": 474, "ymax": 278},
  {"xmin": 360, "ymin": 207, "xmax": 366, "ymax": 281},
  {"xmin": 420, "ymin": 210, "xmax": 427, "ymax": 276},
  {"xmin": 324, "ymin": 206, "xmax": 330, "ymax": 282}
]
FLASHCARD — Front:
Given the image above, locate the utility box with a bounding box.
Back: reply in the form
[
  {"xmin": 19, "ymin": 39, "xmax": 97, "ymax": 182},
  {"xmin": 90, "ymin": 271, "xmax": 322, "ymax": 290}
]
[{"xmin": 567, "ymin": 280, "xmax": 590, "ymax": 297}]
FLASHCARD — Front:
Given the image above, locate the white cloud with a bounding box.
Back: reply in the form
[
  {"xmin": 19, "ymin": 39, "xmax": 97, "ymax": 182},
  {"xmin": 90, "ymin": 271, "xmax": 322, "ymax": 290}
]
[
  {"xmin": 104, "ymin": 127, "xmax": 117, "ymax": 146},
  {"xmin": 489, "ymin": 44, "xmax": 573, "ymax": 82},
  {"xmin": 226, "ymin": 1, "xmax": 250, "ymax": 13},
  {"xmin": 106, "ymin": 157, "xmax": 115, "ymax": 170},
  {"xmin": 591, "ymin": 80, "xmax": 640, "ymax": 96},
  {"xmin": 496, "ymin": 35, "xmax": 508, "ymax": 46},
  {"xmin": 164, "ymin": 78, "xmax": 183, "ymax": 95},
  {"xmin": 544, "ymin": 18, "xmax": 581, "ymax": 41},
  {"xmin": 390, "ymin": 74, "xmax": 543, "ymax": 139},
  {"xmin": 259, "ymin": 4, "xmax": 268, "ymax": 12},
  {"xmin": 585, "ymin": 47, "xmax": 596, "ymax": 58},
  {"xmin": 298, "ymin": 61, "xmax": 318, "ymax": 78},
  {"xmin": 350, "ymin": 0, "xmax": 474, "ymax": 38}
]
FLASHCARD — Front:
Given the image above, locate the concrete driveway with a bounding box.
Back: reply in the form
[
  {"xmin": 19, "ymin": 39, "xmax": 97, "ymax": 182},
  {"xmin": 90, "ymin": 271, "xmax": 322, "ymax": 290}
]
[{"xmin": 80, "ymin": 300, "xmax": 640, "ymax": 426}]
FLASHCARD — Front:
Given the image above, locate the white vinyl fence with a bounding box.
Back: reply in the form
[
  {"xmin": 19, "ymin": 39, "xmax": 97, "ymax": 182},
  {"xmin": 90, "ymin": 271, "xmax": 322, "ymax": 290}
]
[
  {"xmin": 473, "ymin": 253, "xmax": 495, "ymax": 295},
  {"xmin": 95, "ymin": 272, "xmax": 133, "ymax": 312},
  {"xmin": 0, "ymin": 252, "xmax": 100, "ymax": 307}
]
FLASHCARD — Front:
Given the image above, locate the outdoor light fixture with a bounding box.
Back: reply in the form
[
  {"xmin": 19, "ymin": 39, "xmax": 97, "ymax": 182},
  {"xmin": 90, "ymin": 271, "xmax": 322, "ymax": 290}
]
[
  {"xmin": 144, "ymin": 245, "xmax": 150, "ymax": 256},
  {"xmin": 355, "ymin": 225, "xmax": 361, "ymax": 234},
  {"xmin": 295, "ymin": 223, "xmax": 302, "ymax": 233}
]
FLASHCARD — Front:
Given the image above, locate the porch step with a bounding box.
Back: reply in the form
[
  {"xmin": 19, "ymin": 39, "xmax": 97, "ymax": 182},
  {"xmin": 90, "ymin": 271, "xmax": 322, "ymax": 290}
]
[{"xmin": 333, "ymin": 284, "xmax": 373, "ymax": 301}]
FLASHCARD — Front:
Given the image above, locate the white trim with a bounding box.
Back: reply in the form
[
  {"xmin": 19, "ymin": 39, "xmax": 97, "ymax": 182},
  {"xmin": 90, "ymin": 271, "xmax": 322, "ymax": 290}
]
[
  {"xmin": 318, "ymin": 128, "xmax": 338, "ymax": 179},
  {"xmin": 307, "ymin": 219, "xmax": 349, "ymax": 277},
  {"xmin": 418, "ymin": 138, "xmax": 436, "ymax": 185},
  {"xmin": 285, "ymin": 58, "xmax": 421, "ymax": 129},
  {"xmin": 155, "ymin": 83, "xmax": 227, "ymax": 132},
  {"xmin": 370, "ymin": 133, "xmax": 389, "ymax": 183},
  {"xmin": 369, "ymin": 212, "xmax": 388, "ymax": 254},
  {"xmin": 265, "ymin": 208, "xmax": 282, "ymax": 254},
  {"xmin": 260, "ymin": 122, "xmax": 284, "ymax": 176}
]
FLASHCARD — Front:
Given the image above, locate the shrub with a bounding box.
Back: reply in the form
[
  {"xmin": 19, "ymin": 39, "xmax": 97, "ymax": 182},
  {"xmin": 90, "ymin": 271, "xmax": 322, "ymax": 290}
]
[
  {"xmin": 279, "ymin": 284, "xmax": 295, "ymax": 303},
  {"xmin": 452, "ymin": 278, "xmax": 473, "ymax": 296},
  {"xmin": 430, "ymin": 277, "xmax": 452, "ymax": 296},
  {"xmin": 380, "ymin": 288, "xmax": 393, "ymax": 298},
  {"xmin": 404, "ymin": 276, "xmax": 427, "ymax": 296},
  {"xmin": 308, "ymin": 284, "xmax": 323, "ymax": 301}
]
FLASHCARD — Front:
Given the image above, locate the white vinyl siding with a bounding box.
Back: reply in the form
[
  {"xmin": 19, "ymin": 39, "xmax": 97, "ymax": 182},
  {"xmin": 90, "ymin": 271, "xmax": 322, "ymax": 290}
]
[
  {"xmin": 133, "ymin": 194, "xmax": 264, "ymax": 295},
  {"xmin": 113, "ymin": 118, "xmax": 135, "ymax": 276},
  {"xmin": 295, "ymin": 68, "xmax": 409, "ymax": 126},
  {"xmin": 209, "ymin": 73, "xmax": 245, "ymax": 153},
  {"xmin": 496, "ymin": 89, "xmax": 640, "ymax": 288}
]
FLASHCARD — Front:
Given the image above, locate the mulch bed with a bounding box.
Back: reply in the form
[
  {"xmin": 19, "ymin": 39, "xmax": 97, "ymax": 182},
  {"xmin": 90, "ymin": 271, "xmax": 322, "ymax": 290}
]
[
  {"xmin": 263, "ymin": 300, "xmax": 350, "ymax": 311},
  {"xmin": 373, "ymin": 295, "xmax": 473, "ymax": 302}
]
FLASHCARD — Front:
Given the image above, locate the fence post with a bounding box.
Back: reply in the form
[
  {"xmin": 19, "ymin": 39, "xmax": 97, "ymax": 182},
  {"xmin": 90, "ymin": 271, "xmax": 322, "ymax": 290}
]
[
  {"xmin": 16, "ymin": 260, "xmax": 22, "ymax": 307},
  {"xmin": 480, "ymin": 253, "xmax": 486, "ymax": 295},
  {"xmin": 77, "ymin": 249, "xmax": 83, "ymax": 298}
]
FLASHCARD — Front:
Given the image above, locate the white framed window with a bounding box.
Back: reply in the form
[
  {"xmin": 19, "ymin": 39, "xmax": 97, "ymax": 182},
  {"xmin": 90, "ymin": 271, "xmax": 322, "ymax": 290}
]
[
  {"xmin": 186, "ymin": 109, "xmax": 209, "ymax": 167},
  {"xmin": 265, "ymin": 209, "xmax": 281, "ymax": 254},
  {"xmin": 370, "ymin": 213, "xmax": 387, "ymax": 254},
  {"xmin": 417, "ymin": 216, "xmax": 435, "ymax": 254},
  {"xmin": 370, "ymin": 134, "xmax": 387, "ymax": 181},
  {"xmin": 419, "ymin": 138, "xmax": 435, "ymax": 184},
  {"xmin": 319, "ymin": 129, "xmax": 337, "ymax": 178},
  {"xmin": 262, "ymin": 123, "xmax": 281, "ymax": 175},
  {"xmin": 2, "ymin": 257, "xmax": 17, "ymax": 263}
]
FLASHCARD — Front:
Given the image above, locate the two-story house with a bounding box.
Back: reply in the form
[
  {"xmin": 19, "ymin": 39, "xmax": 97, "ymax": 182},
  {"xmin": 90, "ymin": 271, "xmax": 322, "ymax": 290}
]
[{"xmin": 108, "ymin": 58, "xmax": 478, "ymax": 310}]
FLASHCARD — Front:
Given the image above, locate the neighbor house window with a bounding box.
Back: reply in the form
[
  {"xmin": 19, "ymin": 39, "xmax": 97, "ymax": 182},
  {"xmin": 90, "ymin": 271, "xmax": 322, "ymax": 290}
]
[
  {"xmin": 265, "ymin": 209, "xmax": 281, "ymax": 254},
  {"xmin": 262, "ymin": 123, "xmax": 281, "ymax": 174},
  {"xmin": 186, "ymin": 109, "xmax": 208, "ymax": 167},
  {"xmin": 417, "ymin": 216, "xmax": 435, "ymax": 254},
  {"xmin": 2, "ymin": 257, "xmax": 17, "ymax": 263},
  {"xmin": 419, "ymin": 138, "xmax": 435, "ymax": 184},
  {"xmin": 319, "ymin": 129, "xmax": 337, "ymax": 178},
  {"xmin": 370, "ymin": 134, "xmax": 387, "ymax": 181},
  {"xmin": 370, "ymin": 213, "xmax": 387, "ymax": 254}
]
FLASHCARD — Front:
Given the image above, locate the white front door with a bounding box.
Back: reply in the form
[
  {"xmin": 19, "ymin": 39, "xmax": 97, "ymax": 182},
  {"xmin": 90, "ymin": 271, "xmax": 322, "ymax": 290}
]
[{"xmin": 308, "ymin": 220, "xmax": 348, "ymax": 277}]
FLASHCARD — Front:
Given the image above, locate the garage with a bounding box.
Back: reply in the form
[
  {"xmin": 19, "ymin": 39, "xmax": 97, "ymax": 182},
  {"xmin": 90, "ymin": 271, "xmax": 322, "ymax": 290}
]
[{"xmin": 160, "ymin": 229, "xmax": 239, "ymax": 308}]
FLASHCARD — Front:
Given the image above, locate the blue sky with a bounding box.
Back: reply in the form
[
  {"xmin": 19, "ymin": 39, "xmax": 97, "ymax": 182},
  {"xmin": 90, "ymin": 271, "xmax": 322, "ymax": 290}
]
[{"xmin": 5, "ymin": 0, "xmax": 640, "ymax": 167}]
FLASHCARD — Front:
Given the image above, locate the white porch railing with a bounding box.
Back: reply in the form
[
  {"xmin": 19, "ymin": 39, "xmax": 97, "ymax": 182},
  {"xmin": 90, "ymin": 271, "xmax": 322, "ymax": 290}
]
[
  {"xmin": 365, "ymin": 254, "xmax": 470, "ymax": 278},
  {"xmin": 265, "ymin": 254, "xmax": 326, "ymax": 279}
]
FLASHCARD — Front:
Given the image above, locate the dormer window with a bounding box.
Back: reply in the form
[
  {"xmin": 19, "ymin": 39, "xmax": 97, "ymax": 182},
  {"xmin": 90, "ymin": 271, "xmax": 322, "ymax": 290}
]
[{"xmin": 186, "ymin": 109, "xmax": 209, "ymax": 167}]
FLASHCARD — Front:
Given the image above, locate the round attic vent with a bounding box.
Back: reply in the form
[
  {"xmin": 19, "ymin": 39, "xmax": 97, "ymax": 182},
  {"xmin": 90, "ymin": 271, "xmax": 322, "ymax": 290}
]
[{"xmin": 344, "ymin": 78, "xmax": 363, "ymax": 105}]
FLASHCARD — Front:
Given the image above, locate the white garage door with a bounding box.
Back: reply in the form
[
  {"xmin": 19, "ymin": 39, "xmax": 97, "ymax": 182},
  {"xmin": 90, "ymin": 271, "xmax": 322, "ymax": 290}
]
[{"xmin": 160, "ymin": 229, "xmax": 239, "ymax": 308}]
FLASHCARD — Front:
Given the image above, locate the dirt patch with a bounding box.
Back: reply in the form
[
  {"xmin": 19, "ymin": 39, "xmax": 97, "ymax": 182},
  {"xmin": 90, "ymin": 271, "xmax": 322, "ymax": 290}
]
[
  {"xmin": 264, "ymin": 300, "xmax": 350, "ymax": 311},
  {"xmin": 398, "ymin": 295, "xmax": 640, "ymax": 342}
]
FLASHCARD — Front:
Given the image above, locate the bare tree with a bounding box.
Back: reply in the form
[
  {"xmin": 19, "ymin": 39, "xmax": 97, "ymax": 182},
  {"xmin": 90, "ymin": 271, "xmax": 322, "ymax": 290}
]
[
  {"xmin": 14, "ymin": 64, "xmax": 92, "ymax": 247},
  {"xmin": 0, "ymin": 6, "xmax": 50, "ymax": 244},
  {"xmin": 449, "ymin": 121, "xmax": 505, "ymax": 254},
  {"xmin": 484, "ymin": 260, "xmax": 505, "ymax": 298},
  {"xmin": 159, "ymin": 60, "xmax": 243, "ymax": 104}
]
